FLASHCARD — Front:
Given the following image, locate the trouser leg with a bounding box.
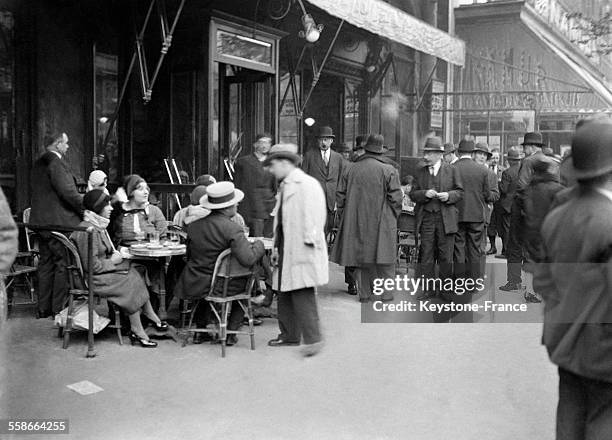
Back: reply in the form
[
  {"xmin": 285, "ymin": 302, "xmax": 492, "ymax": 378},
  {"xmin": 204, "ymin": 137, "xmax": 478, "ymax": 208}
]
[
  {"xmin": 358, "ymin": 265, "xmax": 375, "ymax": 301},
  {"xmin": 276, "ymin": 291, "xmax": 298, "ymax": 342},
  {"xmin": 250, "ymin": 218, "xmax": 264, "ymax": 238},
  {"xmin": 418, "ymin": 212, "xmax": 437, "ymax": 290},
  {"xmin": 557, "ymin": 368, "xmax": 586, "ymax": 440},
  {"xmin": 376, "ymin": 264, "xmax": 395, "ymax": 301},
  {"xmin": 263, "ymin": 218, "xmax": 274, "ymax": 238},
  {"xmin": 506, "ymin": 200, "xmax": 524, "ymax": 284},
  {"xmin": 36, "ymin": 237, "xmax": 54, "ymax": 314},
  {"xmin": 47, "ymin": 237, "xmax": 69, "ymax": 314},
  {"xmin": 454, "ymin": 224, "xmax": 467, "ymax": 279},
  {"xmin": 465, "ymin": 221, "xmax": 485, "ymax": 281},
  {"xmin": 500, "ymin": 211, "xmax": 510, "ymax": 254},
  {"xmin": 227, "ymin": 301, "xmax": 246, "ymax": 331},
  {"xmin": 291, "ymin": 287, "xmax": 322, "ymax": 345}
]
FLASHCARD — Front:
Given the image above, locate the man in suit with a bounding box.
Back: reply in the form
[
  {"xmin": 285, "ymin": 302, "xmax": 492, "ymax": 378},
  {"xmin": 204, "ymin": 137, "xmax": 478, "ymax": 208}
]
[
  {"xmin": 473, "ymin": 143, "xmax": 500, "ymax": 256},
  {"xmin": 496, "ymin": 148, "xmax": 521, "ymax": 258},
  {"xmin": 486, "ymin": 148, "xmax": 504, "ymax": 255},
  {"xmin": 302, "ymin": 126, "xmax": 344, "ymax": 235},
  {"xmin": 30, "ymin": 132, "xmax": 83, "ymax": 318},
  {"xmin": 500, "ymin": 132, "xmax": 546, "ymax": 291},
  {"xmin": 453, "ymin": 140, "xmax": 493, "ymax": 288},
  {"xmin": 233, "ymin": 133, "xmax": 276, "ymax": 238},
  {"xmin": 534, "ymin": 120, "xmax": 612, "ymax": 438},
  {"xmin": 410, "ymin": 137, "xmax": 463, "ymax": 301},
  {"xmin": 443, "ymin": 143, "xmax": 458, "ymax": 165}
]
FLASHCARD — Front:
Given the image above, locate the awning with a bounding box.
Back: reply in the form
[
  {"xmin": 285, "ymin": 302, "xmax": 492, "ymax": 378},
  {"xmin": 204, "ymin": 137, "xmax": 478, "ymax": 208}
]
[
  {"xmin": 522, "ymin": 8, "xmax": 612, "ymax": 107},
  {"xmin": 307, "ymin": 0, "xmax": 466, "ymax": 67}
]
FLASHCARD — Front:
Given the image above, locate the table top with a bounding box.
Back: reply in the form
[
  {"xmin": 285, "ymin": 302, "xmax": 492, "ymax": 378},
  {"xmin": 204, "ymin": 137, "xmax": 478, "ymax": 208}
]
[
  {"xmin": 248, "ymin": 237, "xmax": 274, "ymax": 250},
  {"xmin": 128, "ymin": 242, "xmax": 186, "ymax": 258}
]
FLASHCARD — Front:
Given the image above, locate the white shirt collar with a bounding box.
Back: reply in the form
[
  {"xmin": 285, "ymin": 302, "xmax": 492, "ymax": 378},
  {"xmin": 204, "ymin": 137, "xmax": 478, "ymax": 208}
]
[
  {"xmin": 429, "ymin": 160, "xmax": 441, "ymax": 176},
  {"xmin": 595, "ymin": 187, "xmax": 612, "ymax": 203},
  {"xmin": 52, "ymin": 151, "xmax": 62, "ymax": 159}
]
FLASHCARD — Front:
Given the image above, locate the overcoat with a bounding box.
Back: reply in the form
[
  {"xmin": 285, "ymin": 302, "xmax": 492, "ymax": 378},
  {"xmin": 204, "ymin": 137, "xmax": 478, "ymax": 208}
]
[
  {"xmin": 499, "ymin": 163, "xmax": 520, "ymax": 213},
  {"xmin": 174, "ymin": 211, "xmax": 265, "ymax": 299},
  {"xmin": 30, "ymin": 152, "xmax": 83, "ymax": 228},
  {"xmin": 272, "ymin": 168, "xmax": 329, "ymax": 292},
  {"xmin": 410, "ymin": 162, "xmax": 463, "ymax": 235},
  {"xmin": 302, "ymin": 147, "xmax": 344, "ymax": 212},
  {"xmin": 534, "ymin": 187, "xmax": 612, "ymax": 383},
  {"xmin": 484, "ymin": 166, "xmax": 501, "ymax": 223},
  {"xmin": 70, "ymin": 221, "xmax": 149, "ymax": 314},
  {"xmin": 331, "ymin": 154, "xmax": 403, "ymax": 266},
  {"xmin": 234, "ymin": 154, "xmax": 276, "ymax": 222},
  {"xmin": 452, "ymin": 157, "xmax": 493, "ymax": 223}
]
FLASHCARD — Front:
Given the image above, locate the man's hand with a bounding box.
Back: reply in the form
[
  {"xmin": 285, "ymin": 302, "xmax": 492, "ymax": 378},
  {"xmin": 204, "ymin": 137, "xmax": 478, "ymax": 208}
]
[
  {"xmin": 425, "ymin": 189, "xmax": 437, "ymax": 199},
  {"xmin": 437, "ymin": 192, "xmax": 449, "ymax": 202},
  {"xmin": 271, "ymin": 248, "xmax": 279, "ymax": 267},
  {"xmin": 110, "ymin": 251, "xmax": 123, "ymax": 265}
]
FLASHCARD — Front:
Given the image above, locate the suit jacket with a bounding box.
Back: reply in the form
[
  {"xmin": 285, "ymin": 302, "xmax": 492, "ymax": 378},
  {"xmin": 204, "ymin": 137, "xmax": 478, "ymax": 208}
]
[
  {"xmin": 302, "ymin": 147, "xmax": 344, "ymax": 212},
  {"xmin": 484, "ymin": 167, "xmax": 501, "ymax": 223},
  {"xmin": 499, "ymin": 163, "xmax": 520, "ymax": 213},
  {"xmin": 453, "ymin": 157, "xmax": 493, "ymax": 223},
  {"xmin": 410, "ymin": 163, "xmax": 463, "ymax": 235},
  {"xmin": 234, "ymin": 154, "xmax": 277, "ymax": 222},
  {"xmin": 174, "ymin": 211, "xmax": 265, "ymax": 299},
  {"xmin": 534, "ymin": 188, "xmax": 612, "ymax": 382},
  {"xmin": 30, "ymin": 151, "xmax": 83, "ymax": 228}
]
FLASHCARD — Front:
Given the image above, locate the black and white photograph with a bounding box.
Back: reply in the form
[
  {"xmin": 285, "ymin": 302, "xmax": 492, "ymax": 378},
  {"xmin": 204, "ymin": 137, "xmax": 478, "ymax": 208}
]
[{"xmin": 1, "ymin": 0, "xmax": 612, "ymax": 438}]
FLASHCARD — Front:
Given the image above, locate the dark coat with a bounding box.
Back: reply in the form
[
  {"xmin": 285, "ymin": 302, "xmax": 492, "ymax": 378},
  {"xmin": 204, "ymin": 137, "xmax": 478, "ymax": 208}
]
[
  {"xmin": 331, "ymin": 154, "xmax": 403, "ymax": 266},
  {"xmin": 484, "ymin": 167, "xmax": 500, "ymax": 223},
  {"xmin": 174, "ymin": 211, "xmax": 265, "ymax": 299},
  {"xmin": 302, "ymin": 147, "xmax": 344, "ymax": 212},
  {"xmin": 534, "ymin": 188, "xmax": 612, "ymax": 382},
  {"xmin": 70, "ymin": 221, "xmax": 149, "ymax": 314},
  {"xmin": 499, "ymin": 163, "xmax": 520, "ymax": 213},
  {"xmin": 30, "ymin": 152, "xmax": 83, "ymax": 228},
  {"xmin": 452, "ymin": 157, "xmax": 493, "ymax": 223},
  {"xmin": 234, "ymin": 154, "xmax": 276, "ymax": 222},
  {"xmin": 517, "ymin": 150, "xmax": 546, "ymax": 192},
  {"xmin": 410, "ymin": 163, "xmax": 463, "ymax": 235}
]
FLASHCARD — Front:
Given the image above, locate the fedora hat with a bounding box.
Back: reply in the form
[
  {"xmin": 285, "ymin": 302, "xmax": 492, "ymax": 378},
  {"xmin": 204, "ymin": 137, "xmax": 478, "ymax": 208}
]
[
  {"xmin": 316, "ymin": 126, "xmax": 335, "ymax": 138},
  {"xmin": 443, "ymin": 143, "xmax": 456, "ymax": 154},
  {"xmin": 457, "ymin": 139, "xmax": 475, "ymax": 153},
  {"xmin": 571, "ymin": 120, "xmax": 612, "ymax": 180},
  {"xmin": 335, "ymin": 142, "xmax": 352, "ymax": 153},
  {"xmin": 474, "ymin": 142, "xmax": 492, "ymax": 158},
  {"xmin": 505, "ymin": 148, "xmax": 521, "ymax": 161},
  {"xmin": 363, "ymin": 134, "xmax": 385, "ymax": 154},
  {"xmin": 263, "ymin": 143, "xmax": 302, "ymax": 166},
  {"xmin": 200, "ymin": 181, "xmax": 244, "ymax": 210},
  {"xmin": 423, "ymin": 137, "xmax": 444, "ymax": 152},
  {"xmin": 521, "ymin": 132, "xmax": 544, "ymax": 146}
]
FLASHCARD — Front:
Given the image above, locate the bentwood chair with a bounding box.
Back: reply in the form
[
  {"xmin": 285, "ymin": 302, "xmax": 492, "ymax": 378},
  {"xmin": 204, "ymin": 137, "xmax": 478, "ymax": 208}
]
[
  {"xmin": 49, "ymin": 232, "xmax": 123, "ymax": 349},
  {"xmin": 181, "ymin": 249, "xmax": 257, "ymax": 357}
]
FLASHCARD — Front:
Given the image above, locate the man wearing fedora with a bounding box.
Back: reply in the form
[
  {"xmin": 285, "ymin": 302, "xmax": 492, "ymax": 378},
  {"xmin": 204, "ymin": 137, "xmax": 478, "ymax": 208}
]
[
  {"xmin": 473, "ymin": 143, "xmax": 500, "ymax": 256},
  {"xmin": 443, "ymin": 142, "xmax": 458, "ymax": 165},
  {"xmin": 500, "ymin": 132, "xmax": 545, "ymax": 292},
  {"xmin": 497, "ymin": 147, "xmax": 522, "ymax": 258},
  {"xmin": 173, "ymin": 182, "xmax": 266, "ymax": 346},
  {"xmin": 410, "ymin": 137, "xmax": 463, "ymax": 301},
  {"xmin": 332, "ymin": 134, "xmax": 403, "ymax": 303},
  {"xmin": 534, "ymin": 119, "xmax": 612, "ymax": 438},
  {"xmin": 453, "ymin": 139, "xmax": 493, "ymax": 307},
  {"xmin": 264, "ymin": 144, "xmax": 327, "ymax": 356},
  {"xmin": 302, "ymin": 126, "xmax": 344, "ymax": 236}
]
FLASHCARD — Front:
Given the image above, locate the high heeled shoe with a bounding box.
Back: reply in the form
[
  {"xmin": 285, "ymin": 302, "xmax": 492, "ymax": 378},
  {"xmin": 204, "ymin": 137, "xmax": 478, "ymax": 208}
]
[
  {"xmin": 153, "ymin": 321, "xmax": 169, "ymax": 332},
  {"xmin": 129, "ymin": 332, "xmax": 158, "ymax": 348}
]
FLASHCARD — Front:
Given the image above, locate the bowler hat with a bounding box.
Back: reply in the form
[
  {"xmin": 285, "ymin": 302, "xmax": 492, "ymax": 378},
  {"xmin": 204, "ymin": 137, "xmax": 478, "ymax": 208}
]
[
  {"xmin": 200, "ymin": 181, "xmax": 244, "ymax": 210},
  {"xmin": 457, "ymin": 139, "xmax": 475, "ymax": 153},
  {"xmin": 571, "ymin": 120, "xmax": 612, "ymax": 180},
  {"xmin": 505, "ymin": 148, "xmax": 521, "ymax": 160},
  {"xmin": 474, "ymin": 142, "xmax": 492, "ymax": 158},
  {"xmin": 316, "ymin": 126, "xmax": 335, "ymax": 138},
  {"xmin": 423, "ymin": 137, "xmax": 444, "ymax": 152},
  {"xmin": 263, "ymin": 143, "xmax": 302, "ymax": 166},
  {"xmin": 521, "ymin": 132, "xmax": 544, "ymax": 146},
  {"xmin": 363, "ymin": 134, "xmax": 385, "ymax": 154}
]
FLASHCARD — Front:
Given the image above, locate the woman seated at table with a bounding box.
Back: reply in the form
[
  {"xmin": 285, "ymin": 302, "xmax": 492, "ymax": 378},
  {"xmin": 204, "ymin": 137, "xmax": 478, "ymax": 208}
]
[
  {"xmin": 174, "ymin": 181, "xmax": 265, "ymax": 346},
  {"xmin": 109, "ymin": 174, "xmax": 168, "ymax": 306},
  {"xmin": 71, "ymin": 189, "xmax": 168, "ymax": 348}
]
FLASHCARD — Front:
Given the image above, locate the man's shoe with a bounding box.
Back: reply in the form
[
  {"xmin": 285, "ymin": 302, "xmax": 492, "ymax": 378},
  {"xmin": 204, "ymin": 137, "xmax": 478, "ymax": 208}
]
[
  {"xmin": 242, "ymin": 317, "xmax": 263, "ymax": 326},
  {"xmin": 300, "ymin": 341, "xmax": 324, "ymax": 357},
  {"xmin": 347, "ymin": 284, "xmax": 358, "ymax": 296},
  {"xmin": 225, "ymin": 334, "xmax": 238, "ymax": 346},
  {"xmin": 268, "ymin": 337, "xmax": 299, "ymax": 347},
  {"xmin": 499, "ymin": 282, "xmax": 521, "ymax": 291},
  {"xmin": 381, "ymin": 294, "xmax": 394, "ymax": 302},
  {"xmin": 524, "ymin": 291, "xmax": 542, "ymax": 303}
]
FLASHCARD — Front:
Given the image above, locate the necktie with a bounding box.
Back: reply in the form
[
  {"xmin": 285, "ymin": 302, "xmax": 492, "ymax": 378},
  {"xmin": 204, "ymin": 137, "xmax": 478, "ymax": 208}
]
[
  {"xmin": 428, "ymin": 166, "xmax": 434, "ymax": 176},
  {"xmin": 323, "ymin": 150, "xmax": 329, "ymax": 166}
]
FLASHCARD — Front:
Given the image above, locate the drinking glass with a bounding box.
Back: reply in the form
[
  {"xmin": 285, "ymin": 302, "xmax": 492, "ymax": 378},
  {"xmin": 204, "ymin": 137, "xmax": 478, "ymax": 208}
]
[
  {"xmin": 134, "ymin": 230, "xmax": 145, "ymax": 243},
  {"xmin": 169, "ymin": 232, "xmax": 180, "ymax": 244},
  {"xmin": 148, "ymin": 230, "xmax": 160, "ymax": 245}
]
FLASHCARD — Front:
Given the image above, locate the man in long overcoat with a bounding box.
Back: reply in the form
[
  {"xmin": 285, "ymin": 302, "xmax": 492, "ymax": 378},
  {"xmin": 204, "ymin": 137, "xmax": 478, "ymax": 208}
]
[
  {"xmin": 302, "ymin": 126, "xmax": 344, "ymax": 235},
  {"xmin": 331, "ymin": 134, "xmax": 403, "ymax": 303},
  {"xmin": 30, "ymin": 132, "xmax": 83, "ymax": 318},
  {"xmin": 410, "ymin": 137, "xmax": 463, "ymax": 300},
  {"xmin": 497, "ymin": 148, "xmax": 521, "ymax": 257}
]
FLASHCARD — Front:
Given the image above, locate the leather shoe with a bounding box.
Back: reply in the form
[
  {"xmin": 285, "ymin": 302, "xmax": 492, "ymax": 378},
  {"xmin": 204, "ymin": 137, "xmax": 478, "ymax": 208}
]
[
  {"xmin": 499, "ymin": 282, "xmax": 521, "ymax": 291},
  {"xmin": 347, "ymin": 284, "xmax": 358, "ymax": 296},
  {"xmin": 268, "ymin": 337, "xmax": 299, "ymax": 346},
  {"xmin": 192, "ymin": 332, "xmax": 214, "ymax": 344},
  {"xmin": 225, "ymin": 334, "xmax": 238, "ymax": 346}
]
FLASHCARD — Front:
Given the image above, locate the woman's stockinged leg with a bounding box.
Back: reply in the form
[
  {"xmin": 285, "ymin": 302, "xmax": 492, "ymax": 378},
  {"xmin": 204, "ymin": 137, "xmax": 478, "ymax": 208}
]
[
  {"xmin": 141, "ymin": 300, "xmax": 162, "ymax": 326},
  {"xmin": 128, "ymin": 311, "xmax": 149, "ymax": 340}
]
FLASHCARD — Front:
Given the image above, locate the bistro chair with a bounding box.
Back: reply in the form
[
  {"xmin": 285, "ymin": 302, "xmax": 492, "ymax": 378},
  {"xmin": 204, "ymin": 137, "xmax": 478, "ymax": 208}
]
[
  {"xmin": 49, "ymin": 232, "xmax": 123, "ymax": 349},
  {"xmin": 397, "ymin": 212, "xmax": 418, "ymax": 273},
  {"xmin": 181, "ymin": 249, "xmax": 257, "ymax": 357}
]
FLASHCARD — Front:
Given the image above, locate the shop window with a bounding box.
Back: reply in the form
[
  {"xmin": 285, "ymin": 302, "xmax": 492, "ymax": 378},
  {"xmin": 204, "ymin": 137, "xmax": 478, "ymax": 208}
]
[
  {"xmin": 94, "ymin": 51, "xmax": 119, "ymax": 186},
  {"xmin": 344, "ymin": 81, "xmax": 359, "ymax": 148},
  {"xmin": 279, "ymin": 72, "xmax": 300, "ymax": 145}
]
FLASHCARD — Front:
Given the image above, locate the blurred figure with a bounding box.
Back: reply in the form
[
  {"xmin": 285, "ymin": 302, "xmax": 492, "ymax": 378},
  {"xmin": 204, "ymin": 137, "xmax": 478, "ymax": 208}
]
[
  {"xmin": 473, "ymin": 143, "xmax": 500, "ymax": 255},
  {"xmin": 443, "ymin": 143, "xmax": 458, "ymax": 165},
  {"xmin": 335, "ymin": 142, "xmax": 352, "ymax": 161},
  {"xmin": 195, "ymin": 174, "xmax": 216, "ymax": 186},
  {"xmin": 497, "ymin": 148, "xmax": 521, "ymax": 257},
  {"xmin": 87, "ymin": 170, "xmax": 109, "ymax": 194},
  {"xmin": 400, "ymin": 175, "xmax": 416, "ymax": 214},
  {"xmin": 534, "ymin": 120, "xmax": 612, "ymax": 439},
  {"xmin": 0, "ymin": 187, "xmax": 18, "ymax": 326},
  {"xmin": 351, "ymin": 135, "xmax": 367, "ymax": 161}
]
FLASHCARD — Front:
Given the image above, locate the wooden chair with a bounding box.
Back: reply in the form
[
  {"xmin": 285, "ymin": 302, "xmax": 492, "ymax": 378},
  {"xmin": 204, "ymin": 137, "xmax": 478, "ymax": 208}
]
[
  {"xmin": 49, "ymin": 232, "xmax": 123, "ymax": 349},
  {"xmin": 182, "ymin": 249, "xmax": 257, "ymax": 357},
  {"xmin": 397, "ymin": 212, "xmax": 418, "ymax": 271}
]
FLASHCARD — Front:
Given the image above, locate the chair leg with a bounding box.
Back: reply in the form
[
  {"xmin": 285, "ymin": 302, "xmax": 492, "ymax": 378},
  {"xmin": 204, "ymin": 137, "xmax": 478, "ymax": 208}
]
[
  {"xmin": 62, "ymin": 295, "xmax": 74, "ymax": 349},
  {"xmin": 220, "ymin": 303, "xmax": 229, "ymax": 358},
  {"xmin": 115, "ymin": 309, "xmax": 123, "ymax": 346},
  {"xmin": 247, "ymin": 300, "xmax": 255, "ymax": 350}
]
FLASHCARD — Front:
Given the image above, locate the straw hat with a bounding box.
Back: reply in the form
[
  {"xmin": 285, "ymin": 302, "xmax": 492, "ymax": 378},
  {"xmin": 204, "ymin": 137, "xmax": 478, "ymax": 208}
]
[{"xmin": 199, "ymin": 182, "xmax": 244, "ymax": 210}]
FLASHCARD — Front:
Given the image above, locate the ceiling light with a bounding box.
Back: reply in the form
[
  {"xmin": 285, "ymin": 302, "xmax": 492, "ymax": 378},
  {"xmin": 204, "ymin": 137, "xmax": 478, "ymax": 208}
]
[
  {"xmin": 299, "ymin": 14, "xmax": 324, "ymax": 43},
  {"xmin": 304, "ymin": 117, "xmax": 316, "ymax": 126}
]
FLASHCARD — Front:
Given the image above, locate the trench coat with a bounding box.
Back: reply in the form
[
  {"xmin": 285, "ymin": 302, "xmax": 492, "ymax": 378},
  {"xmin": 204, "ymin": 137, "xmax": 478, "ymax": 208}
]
[
  {"xmin": 272, "ymin": 168, "xmax": 329, "ymax": 292},
  {"xmin": 331, "ymin": 154, "xmax": 403, "ymax": 266},
  {"xmin": 70, "ymin": 221, "xmax": 149, "ymax": 314}
]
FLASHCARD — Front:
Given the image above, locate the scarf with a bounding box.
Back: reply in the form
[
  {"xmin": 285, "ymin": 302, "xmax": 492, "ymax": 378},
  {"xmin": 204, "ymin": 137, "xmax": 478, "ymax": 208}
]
[{"xmin": 83, "ymin": 210, "xmax": 116, "ymax": 252}]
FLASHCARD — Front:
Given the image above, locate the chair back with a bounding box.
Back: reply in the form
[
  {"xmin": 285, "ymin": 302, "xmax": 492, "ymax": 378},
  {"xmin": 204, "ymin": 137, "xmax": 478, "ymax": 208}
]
[
  {"xmin": 22, "ymin": 208, "xmax": 38, "ymax": 252},
  {"xmin": 209, "ymin": 249, "xmax": 255, "ymax": 298},
  {"xmin": 49, "ymin": 232, "xmax": 87, "ymax": 290},
  {"xmin": 397, "ymin": 212, "xmax": 416, "ymax": 233}
]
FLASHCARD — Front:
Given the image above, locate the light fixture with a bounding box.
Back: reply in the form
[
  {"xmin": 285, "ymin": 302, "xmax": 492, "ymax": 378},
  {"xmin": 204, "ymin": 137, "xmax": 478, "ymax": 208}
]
[
  {"xmin": 299, "ymin": 13, "xmax": 324, "ymax": 43},
  {"xmin": 304, "ymin": 117, "xmax": 316, "ymax": 126},
  {"xmin": 98, "ymin": 117, "xmax": 109, "ymax": 124}
]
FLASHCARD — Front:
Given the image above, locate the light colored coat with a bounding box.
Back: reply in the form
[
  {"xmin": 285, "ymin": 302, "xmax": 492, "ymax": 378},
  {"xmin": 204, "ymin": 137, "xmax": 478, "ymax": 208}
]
[{"xmin": 272, "ymin": 168, "xmax": 329, "ymax": 292}]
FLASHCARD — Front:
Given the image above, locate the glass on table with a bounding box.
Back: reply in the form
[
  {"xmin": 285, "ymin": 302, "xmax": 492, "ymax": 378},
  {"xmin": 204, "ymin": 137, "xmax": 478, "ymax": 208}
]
[
  {"xmin": 134, "ymin": 230, "xmax": 146, "ymax": 243},
  {"xmin": 168, "ymin": 232, "xmax": 180, "ymax": 244},
  {"xmin": 148, "ymin": 230, "xmax": 160, "ymax": 245}
]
